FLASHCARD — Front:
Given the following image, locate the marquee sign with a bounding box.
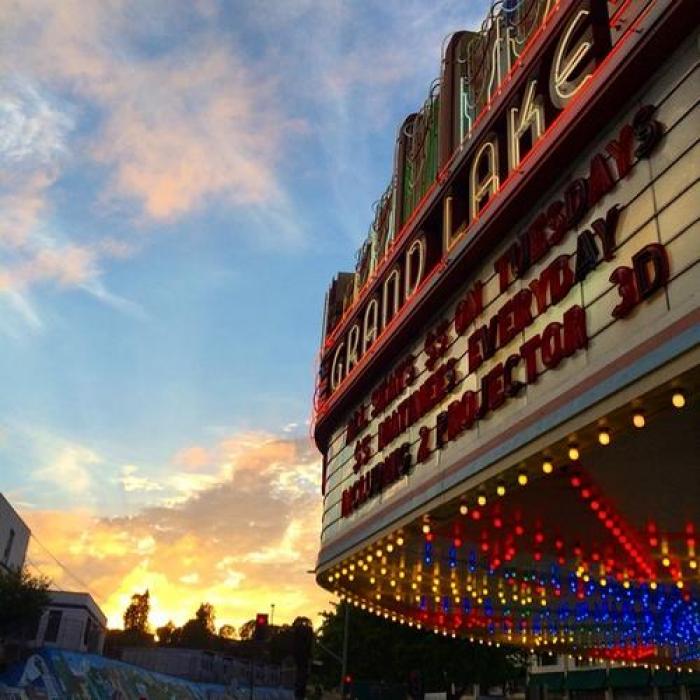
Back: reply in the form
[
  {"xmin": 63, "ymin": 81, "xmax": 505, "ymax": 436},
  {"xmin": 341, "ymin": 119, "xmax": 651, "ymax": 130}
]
[
  {"xmin": 316, "ymin": 0, "xmax": 616, "ymax": 410},
  {"xmin": 339, "ymin": 105, "xmax": 668, "ymax": 518}
]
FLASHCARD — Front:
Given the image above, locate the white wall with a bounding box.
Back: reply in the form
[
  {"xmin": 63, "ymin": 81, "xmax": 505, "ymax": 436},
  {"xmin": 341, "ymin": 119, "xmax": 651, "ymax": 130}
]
[{"xmin": 0, "ymin": 493, "xmax": 30, "ymax": 573}]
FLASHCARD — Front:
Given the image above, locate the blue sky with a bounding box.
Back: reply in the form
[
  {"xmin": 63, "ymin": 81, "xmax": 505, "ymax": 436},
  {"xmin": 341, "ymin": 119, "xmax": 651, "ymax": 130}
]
[{"xmin": 0, "ymin": 0, "xmax": 489, "ymax": 628}]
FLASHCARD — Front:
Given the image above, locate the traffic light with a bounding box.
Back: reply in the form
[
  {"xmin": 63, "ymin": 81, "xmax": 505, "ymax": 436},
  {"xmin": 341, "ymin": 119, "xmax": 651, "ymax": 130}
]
[
  {"xmin": 253, "ymin": 613, "xmax": 269, "ymax": 642},
  {"xmin": 342, "ymin": 674, "xmax": 353, "ymax": 697}
]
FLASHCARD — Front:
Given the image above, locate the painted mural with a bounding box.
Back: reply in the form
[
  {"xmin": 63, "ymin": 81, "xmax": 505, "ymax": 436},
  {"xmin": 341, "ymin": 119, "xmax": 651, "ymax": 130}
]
[{"xmin": 0, "ymin": 649, "xmax": 293, "ymax": 700}]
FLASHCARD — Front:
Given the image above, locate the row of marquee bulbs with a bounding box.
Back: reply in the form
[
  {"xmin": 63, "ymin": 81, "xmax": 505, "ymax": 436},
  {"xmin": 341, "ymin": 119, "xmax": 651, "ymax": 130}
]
[
  {"xmin": 333, "ymin": 592, "xmax": 699, "ymax": 673},
  {"xmin": 424, "ymin": 389, "xmax": 688, "ymax": 520},
  {"xmin": 326, "ymin": 388, "xmax": 690, "ymax": 584}
]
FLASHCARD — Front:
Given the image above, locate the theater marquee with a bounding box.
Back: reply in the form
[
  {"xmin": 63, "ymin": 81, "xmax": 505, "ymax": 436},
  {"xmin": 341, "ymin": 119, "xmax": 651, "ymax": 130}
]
[{"xmin": 314, "ymin": 0, "xmax": 700, "ymax": 669}]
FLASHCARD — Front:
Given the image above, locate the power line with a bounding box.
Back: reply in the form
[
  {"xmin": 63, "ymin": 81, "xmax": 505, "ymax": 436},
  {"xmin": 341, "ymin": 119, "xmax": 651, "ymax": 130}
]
[{"xmin": 29, "ymin": 532, "xmax": 108, "ymax": 606}]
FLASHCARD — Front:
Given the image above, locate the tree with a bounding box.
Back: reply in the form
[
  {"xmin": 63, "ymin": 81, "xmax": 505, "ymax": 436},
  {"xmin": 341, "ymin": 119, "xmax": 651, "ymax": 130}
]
[
  {"xmin": 219, "ymin": 624, "xmax": 237, "ymax": 640},
  {"xmin": 239, "ymin": 618, "xmax": 257, "ymax": 640},
  {"xmin": 195, "ymin": 602, "xmax": 216, "ymax": 634},
  {"xmin": 0, "ymin": 567, "xmax": 50, "ymax": 642},
  {"xmin": 292, "ymin": 617, "xmax": 314, "ymax": 700},
  {"xmin": 312, "ymin": 602, "xmax": 527, "ymax": 692},
  {"xmin": 157, "ymin": 621, "xmax": 176, "ymax": 645},
  {"xmin": 123, "ymin": 590, "xmax": 150, "ymax": 634}
]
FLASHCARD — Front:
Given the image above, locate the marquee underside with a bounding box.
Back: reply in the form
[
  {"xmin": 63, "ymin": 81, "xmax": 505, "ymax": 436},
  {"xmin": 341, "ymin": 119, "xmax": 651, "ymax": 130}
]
[{"xmin": 317, "ymin": 364, "xmax": 700, "ymax": 670}]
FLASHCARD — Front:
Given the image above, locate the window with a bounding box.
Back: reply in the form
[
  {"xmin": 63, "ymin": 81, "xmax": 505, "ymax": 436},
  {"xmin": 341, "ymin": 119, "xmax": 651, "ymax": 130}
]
[
  {"xmin": 83, "ymin": 617, "xmax": 92, "ymax": 647},
  {"xmin": 44, "ymin": 610, "xmax": 63, "ymax": 643},
  {"xmin": 3, "ymin": 528, "xmax": 15, "ymax": 563}
]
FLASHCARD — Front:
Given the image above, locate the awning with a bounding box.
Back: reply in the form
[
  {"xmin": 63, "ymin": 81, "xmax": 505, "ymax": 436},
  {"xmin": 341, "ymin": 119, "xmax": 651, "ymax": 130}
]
[
  {"xmin": 609, "ymin": 668, "xmax": 651, "ymax": 689},
  {"xmin": 565, "ymin": 670, "xmax": 607, "ymax": 691},
  {"xmin": 529, "ymin": 672, "xmax": 565, "ymax": 690},
  {"xmin": 652, "ymin": 670, "xmax": 676, "ymax": 687},
  {"xmin": 678, "ymin": 672, "xmax": 700, "ymax": 687}
]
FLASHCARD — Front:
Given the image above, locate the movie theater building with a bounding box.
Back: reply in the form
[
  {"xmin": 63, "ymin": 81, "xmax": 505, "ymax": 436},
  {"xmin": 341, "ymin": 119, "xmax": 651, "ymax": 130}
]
[{"xmin": 313, "ymin": 0, "xmax": 700, "ymax": 676}]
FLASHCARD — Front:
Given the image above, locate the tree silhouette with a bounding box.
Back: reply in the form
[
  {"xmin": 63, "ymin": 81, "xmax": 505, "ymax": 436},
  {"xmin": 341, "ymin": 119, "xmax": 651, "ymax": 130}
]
[
  {"xmin": 239, "ymin": 618, "xmax": 257, "ymax": 640},
  {"xmin": 123, "ymin": 590, "xmax": 150, "ymax": 633},
  {"xmin": 0, "ymin": 567, "xmax": 50, "ymax": 642},
  {"xmin": 219, "ymin": 624, "xmax": 237, "ymax": 640},
  {"xmin": 157, "ymin": 620, "xmax": 176, "ymax": 645},
  {"xmin": 195, "ymin": 602, "xmax": 216, "ymax": 634}
]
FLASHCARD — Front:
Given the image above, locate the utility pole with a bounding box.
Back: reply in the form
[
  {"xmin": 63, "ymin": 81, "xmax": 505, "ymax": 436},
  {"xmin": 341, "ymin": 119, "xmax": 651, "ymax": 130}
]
[
  {"xmin": 340, "ymin": 603, "xmax": 349, "ymax": 693},
  {"xmin": 271, "ymin": 603, "xmax": 275, "ymax": 626}
]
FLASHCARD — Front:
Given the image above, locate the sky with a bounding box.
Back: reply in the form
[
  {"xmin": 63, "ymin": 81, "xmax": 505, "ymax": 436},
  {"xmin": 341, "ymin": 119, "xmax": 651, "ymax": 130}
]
[{"xmin": 0, "ymin": 0, "xmax": 490, "ymax": 632}]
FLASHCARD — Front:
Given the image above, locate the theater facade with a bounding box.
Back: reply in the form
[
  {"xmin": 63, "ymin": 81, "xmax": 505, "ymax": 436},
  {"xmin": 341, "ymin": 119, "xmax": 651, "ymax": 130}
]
[{"xmin": 313, "ymin": 0, "xmax": 700, "ymax": 672}]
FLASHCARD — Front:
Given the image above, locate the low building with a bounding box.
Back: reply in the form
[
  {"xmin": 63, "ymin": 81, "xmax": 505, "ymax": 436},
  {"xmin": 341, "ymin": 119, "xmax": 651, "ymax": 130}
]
[
  {"xmin": 29, "ymin": 591, "xmax": 107, "ymax": 655},
  {"xmin": 529, "ymin": 654, "xmax": 700, "ymax": 700},
  {"xmin": 120, "ymin": 646, "xmax": 292, "ymax": 688},
  {"xmin": 0, "ymin": 493, "xmax": 30, "ymax": 573}
]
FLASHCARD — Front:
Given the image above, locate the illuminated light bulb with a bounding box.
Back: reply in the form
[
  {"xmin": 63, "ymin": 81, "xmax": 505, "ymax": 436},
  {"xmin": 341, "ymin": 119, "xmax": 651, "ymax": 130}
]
[
  {"xmin": 397, "ymin": 536, "xmax": 405, "ymax": 546},
  {"xmin": 672, "ymin": 391, "xmax": 686, "ymax": 408},
  {"xmin": 459, "ymin": 504, "xmax": 468, "ymax": 515},
  {"xmin": 690, "ymin": 560, "xmax": 697, "ymax": 570},
  {"xmin": 568, "ymin": 446, "xmax": 580, "ymax": 460},
  {"xmin": 422, "ymin": 523, "xmax": 431, "ymax": 534},
  {"xmin": 399, "ymin": 570, "xmax": 405, "ymax": 579},
  {"xmin": 600, "ymin": 578, "xmax": 607, "ymax": 587},
  {"xmin": 376, "ymin": 549, "xmax": 383, "ymax": 558},
  {"xmin": 366, "ymin": 554, "xmax": 373, "ymax": 562},
  {"xmin": 416, "ymin": 574, "xmax": 422, "ymax": 582},
  {"xmin": 349, "ymin": 564, "xmax": 355, "ymax": 571},
  {"xmin": 411, "ymin": 582, "xmax": 417, "ymax": 590},
  {"xmin": 542, "ymin": 460, "xmax": 554, "ymax": 475},
  {"xmin": 386, "ymin": 544, "xmax": 394, "ymax": 553},
  {"xmin": 375, "ymin": 593, "xmax": 381, "ymax": 600},
  {"xmin": 598, "ymin": 429, "xmax": 611, "ymax": 446},
  {"xmin": 390, "ymin": 579, "xmax": 396, "ymax": 587},
  {"xmin": 477, "ymin": 494, "xmax": 487, "ymax": 507},
  {"xmin": 662, "ymin": 557, "xmax": 670, "ymax": 567},
  {"xmin": 342, "ymin": 568, "xmax": 347, "ymax": 575},
  {"xmin": 497, "ymin": 483, "xmax": 506, "ymax": 497},
  {"xmin": 518, "ymin": 472, "xmax": 528, "ymax": 486},
  {"xmin": 380, "ymin": 567, "xmax": 387, "ymax": 575},
  {"xmin": 370, "ymin": 576, "xmax": 376, "ymax": 584},
  {"xmin": 632, "ymin": 412, "xmax": 646, "ymax": 428},
  {"xmin": 676, "ymin": 580, "xmax": 684, "ymax": 589},
  {"xmin": 348, "ymin": 574, "xmax": 354, "ymax": 581}
]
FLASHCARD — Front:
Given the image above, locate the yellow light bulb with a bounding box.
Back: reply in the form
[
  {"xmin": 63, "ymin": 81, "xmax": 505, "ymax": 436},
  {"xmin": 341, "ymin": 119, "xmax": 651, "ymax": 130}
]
[
  {"xmin": 598, "ymin": 429, "xmax": 611, "ymax": 446},
  {"xmin": 422, "ymin": 523, "xmax": 431, "ymax": 534},
  {"xmin": 662, "ymin": 557, "xmax": 670, "ymax": 567},
  {"xmin": 459, "ymin": 504, "xmax": 468, "ymax": 515},
  {"xmin": 690, "ymin": 560, "xmax": 697, "ymax": 570},
  {"xmin": 672, "ymin": 391, "xmax": 686, "ymax": 408},
  {"xmin": 518, "ymin": 473, "xmax": 528, "ymax": 486},
  {"xmin": 542, "ymin": 460, "xmax": 554, "ymax": 474},
  {"xmin": 366, "ymin": 554, "xmax": 373, "ymax": 562},
  {"xmin": 396, "ymin": 536, "xmax": 404, "ymax": 546},
  {"xmin": 477, "ymin": 494, "xmax": 487, "ymax": 506},
  {"xmin": 376, "ymin": 549, "xmax": 383, "ymax": 558},
  {"xmin": 386, "ymin": 544, "xmax": 394, "ymax": 553},
  {"xmin": 650, "ymin": 581, "xmax": 658, "ymax": 590},
  {"xmin": 497, "ymin": 484, "xmax": 506, "ymax": 497},
  {"xmin": 676, "ymin": 580, "xmax": 684, "ymax": 589},
  {"xmin": 568, "ymin": 446, "xmax": 580, "ymax": 461},
  {"xmin": 632, "ymin": 412, "xmax": 646, "ymax": 428}
]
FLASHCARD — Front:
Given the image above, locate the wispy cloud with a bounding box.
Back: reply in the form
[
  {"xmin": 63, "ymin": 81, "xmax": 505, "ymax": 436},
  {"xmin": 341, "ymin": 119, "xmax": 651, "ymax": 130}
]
[{"xmin": 21, "ymin": 431, "xmax": 326, "ymax": 629}]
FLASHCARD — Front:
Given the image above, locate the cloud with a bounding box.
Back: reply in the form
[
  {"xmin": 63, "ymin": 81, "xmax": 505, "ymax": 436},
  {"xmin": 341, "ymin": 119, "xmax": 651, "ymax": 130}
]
[
  {"xmin": 173, "ymin": 446, "xmax": 213, "ymax": 472},
  {"xmin": 1, "ymin": 0, "xmax": 306, "ymax": 225},
  {"xmin": 119, "ymin": 465, "xmax": 163, "ymax": 493},
  {"xmin": 34, "ymin": 443, "xmax": 101, "ymax": 497},
  {"xmin": 21, "ymin": 431, "xmax": 329, "ymax": 630}
]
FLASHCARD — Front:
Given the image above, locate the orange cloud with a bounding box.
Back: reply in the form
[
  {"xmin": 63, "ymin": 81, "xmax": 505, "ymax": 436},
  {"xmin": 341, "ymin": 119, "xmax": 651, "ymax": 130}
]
[
  {"xmin": 173, "ymin": 446, "xmax": 213, "ymax": 472},
  {"xmin": 21, "ymin": 433, "xmax": 330, "ymax": 631}
]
